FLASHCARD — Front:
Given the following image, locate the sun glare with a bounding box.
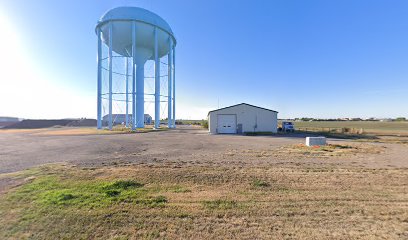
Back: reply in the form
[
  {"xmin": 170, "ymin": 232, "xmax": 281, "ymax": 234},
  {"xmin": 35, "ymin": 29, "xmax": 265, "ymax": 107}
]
[
  {"xmin": 0, "ymin": 12, "xmax": 22, "ymax": 72},
  {"xmin": 0, "ymin": 12, "xmax": 41, "ymax": 117},
  {"xmin": 0, "ymin": 12, "xmax": 93, "ymax": 119}
]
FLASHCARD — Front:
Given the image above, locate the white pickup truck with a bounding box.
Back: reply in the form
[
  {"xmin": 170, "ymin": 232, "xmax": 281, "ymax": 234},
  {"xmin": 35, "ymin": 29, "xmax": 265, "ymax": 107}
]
[{"xmin": 280, "ymin": 121, "xmax": 295, "ymax": 132}]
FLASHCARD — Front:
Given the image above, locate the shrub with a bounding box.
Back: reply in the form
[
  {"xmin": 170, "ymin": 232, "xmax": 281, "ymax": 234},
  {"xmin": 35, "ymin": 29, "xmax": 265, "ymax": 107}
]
[
  {"xmin": 103, "ymin": 180, "xmax": 144, "ymax": 190},
  {"xmin": 202, "ymin": 120, "xmax": 208, "ymax": 129},
  {"xmin": 105, "ymin": 190, "xmax": 121, "ymax": 197},
  {"xmin": 252, "ymin": 179, "xmax": 270, "ymax": 187},
  {"xmin": 58, "ymin": 193, "xmax": 76, "ymax": 201}
]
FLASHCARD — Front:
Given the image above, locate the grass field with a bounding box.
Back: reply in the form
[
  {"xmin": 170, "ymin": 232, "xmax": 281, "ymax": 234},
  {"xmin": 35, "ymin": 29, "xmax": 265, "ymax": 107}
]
[
  {"xmin": 1, "ymin": 164, "xmax": 407, "ymax": 239},
  {"xmin": 291, "ymin": 121, "xmax": 408, "ymax": 135},
  {"xmin": 1, "ymin": 126, "xmax": 407, "ymax": 239}
]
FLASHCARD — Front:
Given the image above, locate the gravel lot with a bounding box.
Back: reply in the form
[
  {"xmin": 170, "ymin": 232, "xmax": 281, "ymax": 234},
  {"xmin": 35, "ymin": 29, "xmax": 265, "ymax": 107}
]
[{"xmin": 1, "ymin": 125, "xmax": 407, "ymax": 175}]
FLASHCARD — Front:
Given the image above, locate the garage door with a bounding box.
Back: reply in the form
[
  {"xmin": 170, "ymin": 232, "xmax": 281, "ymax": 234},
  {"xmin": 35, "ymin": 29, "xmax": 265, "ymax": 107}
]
[{"xmin": 217, "ymin": 114, "xmax": 236, "ymax": 134}]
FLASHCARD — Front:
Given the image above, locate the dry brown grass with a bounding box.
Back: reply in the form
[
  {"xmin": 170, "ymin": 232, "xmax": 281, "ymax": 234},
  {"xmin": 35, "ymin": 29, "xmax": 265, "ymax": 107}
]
[
  {"xmin": 1, "ymin": 163, "xmax": 407, "ymax": 239},
  {"xmin": 358, "ymin": 136, "xmax": 408, "ymax": 145},
  {"xmin": 0, "ymin": 127, "xmax": 120, "ymax": 136},
  {"xmin": 276, "ymin": 143, "xmax": 385, "ymax": 157},
  {"xmin": 228, "ymin": 143, "xmax": 385, "ymax": 159},
  {"xmin": 294, "ymin": 121, "xmax": 408, "ymax": 136},
  {"xmin": 33, "ymin": 128, "xmax": 118, "ymax": 136},
  {"xmin": 0, "ymin": 129, "xmax": 43, "ymax": 134}
]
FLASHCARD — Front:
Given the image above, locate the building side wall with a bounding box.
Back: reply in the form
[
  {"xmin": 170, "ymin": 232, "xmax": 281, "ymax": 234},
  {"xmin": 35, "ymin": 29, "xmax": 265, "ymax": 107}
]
[
  {"xmin": 208, "ymin": 105, "xmax": 277, "ymax": 134},
  {"xmin": 208, "ymin": 113, "xmax": 216, "ymax": 134}
]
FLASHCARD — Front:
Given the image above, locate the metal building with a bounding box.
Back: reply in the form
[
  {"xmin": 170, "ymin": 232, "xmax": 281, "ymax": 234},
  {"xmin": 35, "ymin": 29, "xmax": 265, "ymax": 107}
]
[
  {"xmin": 95, "ymin": 7, "xmax": 176, "ymax": 130},
  {"xmin": 208, "ymin": 103, "xmax": 278, "ymax": 134}
]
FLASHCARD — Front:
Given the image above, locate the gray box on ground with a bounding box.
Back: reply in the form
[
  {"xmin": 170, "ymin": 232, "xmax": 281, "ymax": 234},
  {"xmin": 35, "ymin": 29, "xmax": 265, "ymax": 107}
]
[{"xmin": 306, "ymin": 137, "xmax": 326, "ymax": 146}]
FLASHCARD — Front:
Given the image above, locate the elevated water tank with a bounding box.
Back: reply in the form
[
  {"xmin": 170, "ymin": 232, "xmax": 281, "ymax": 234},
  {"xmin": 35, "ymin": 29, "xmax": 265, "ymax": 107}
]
[{"xmin": 95, "ymin": 7, "xmax": 176, "ymax": 130}]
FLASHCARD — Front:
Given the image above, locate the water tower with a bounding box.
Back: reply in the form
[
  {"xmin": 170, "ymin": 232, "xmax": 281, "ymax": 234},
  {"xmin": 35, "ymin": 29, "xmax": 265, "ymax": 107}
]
[{"xmin": 95, "ymin": 7, "xmax": 176, "ymax": 130}]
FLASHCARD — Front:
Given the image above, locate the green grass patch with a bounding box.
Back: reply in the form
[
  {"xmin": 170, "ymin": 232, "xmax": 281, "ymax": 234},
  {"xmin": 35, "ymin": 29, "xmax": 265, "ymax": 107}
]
[
  {"xmin": 0, "ymin": 169, "xmax": 170, "ymax": 239},
  {"xmin": 42, "ymin": 191, "xmax": 78, "ymax": 205},
  {"xmin": 102, "ymin": 179, "xmax": 144, "ymax": 190},
  {"xmin": 104, "ymin": 189, "xmax": 121, "ymax": 197},
  {"xmin": 5, "ymin": 176, "xmax": 165, "ymax": 209},
  {"xmin": 202, "ymin": 199, "xmax": 238, "ymax": 210}
]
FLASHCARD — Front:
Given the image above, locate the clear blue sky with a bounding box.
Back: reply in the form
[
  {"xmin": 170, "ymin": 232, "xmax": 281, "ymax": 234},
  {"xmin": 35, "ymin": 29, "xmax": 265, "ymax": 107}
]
[{"xmin": 0, "ymin": 0, "xmax": 407, "ymax": 119}]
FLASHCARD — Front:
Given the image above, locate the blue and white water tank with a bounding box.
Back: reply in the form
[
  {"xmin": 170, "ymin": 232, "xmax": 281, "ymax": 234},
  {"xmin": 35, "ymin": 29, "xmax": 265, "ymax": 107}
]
[{"xmin": 96, "ymin": 7, "xmax": 176, "ymax": 130}]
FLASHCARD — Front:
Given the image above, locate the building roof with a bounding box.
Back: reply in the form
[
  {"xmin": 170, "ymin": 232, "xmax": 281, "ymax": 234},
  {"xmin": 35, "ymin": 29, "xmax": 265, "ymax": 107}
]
[{"xmin": 208, "ymin": 103, "xmax": 278, "ymax": 116}]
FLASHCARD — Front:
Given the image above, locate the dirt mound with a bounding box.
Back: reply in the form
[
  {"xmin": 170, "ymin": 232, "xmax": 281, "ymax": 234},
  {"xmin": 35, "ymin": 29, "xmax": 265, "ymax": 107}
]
[
  {"xmin": 0, "ymin": 122, "xmax": 19, "ymax": 128},
  {"xmin": 66, "ymin": 119, "xmax": 97, "ymax": 127},
  {"xmin": 5, "ymin": 119, "xmax": 73, "ymax": 129},
  {"xmin": 4, "ymin": 119, "xmax": 97, "ymax": 129}
]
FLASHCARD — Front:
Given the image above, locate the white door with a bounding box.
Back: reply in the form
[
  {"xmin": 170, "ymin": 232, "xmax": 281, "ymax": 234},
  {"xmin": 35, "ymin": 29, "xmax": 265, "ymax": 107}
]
[{"xmin": 217, "ymin": 114, "xmax": 236, "ymax": 134}]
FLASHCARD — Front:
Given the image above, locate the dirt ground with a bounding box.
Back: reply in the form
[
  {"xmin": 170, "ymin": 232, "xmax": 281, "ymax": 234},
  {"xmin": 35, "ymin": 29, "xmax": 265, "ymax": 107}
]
[
  {"xmin": 1, "ymin": 126, "xmax": 407, "ymax": 174},
  {"xmin": 0, "ymin": 126, "xmax": 407, "ymax": 192},
  {"xmin": 0, "ymin": 126, "xmax": 407, "ymax": 239}
]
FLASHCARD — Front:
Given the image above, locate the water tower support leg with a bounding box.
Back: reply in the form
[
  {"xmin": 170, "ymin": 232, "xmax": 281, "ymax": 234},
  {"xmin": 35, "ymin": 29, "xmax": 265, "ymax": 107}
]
[
  {"xmin": 131, "ymin": 22, "xmax": 137, "ymax": 130},
  {"xmin": 172, "ymin": 47, "xmax": 176, "ymax": 128},
  {"xmin": 167, "ymin": 39, "xmax": 173, "ymax": 128},
  {"xmin": 125, "ymin": 57, "xmax": 129, "ymax": 127},
  {"xmin": 108, "ymin": 23, "xmax": 113, "ymax": 130},
  {"xmin": 154, "ymin": 27, "xmax": 160, "ymax": 129},
  {"xmin": 97, "ymin": 29, "xmax": 102, "ymax": 129},
  {"xmin": 136, "ymin": 64, "xmax": 145, "ymax": 128}
]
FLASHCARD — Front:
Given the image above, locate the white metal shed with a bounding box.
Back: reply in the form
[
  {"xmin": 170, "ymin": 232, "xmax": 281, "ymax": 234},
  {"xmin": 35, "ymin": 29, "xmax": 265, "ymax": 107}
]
[{"xmin": 208, "ymin": 103, "xmax": 278, "ymax": 134}]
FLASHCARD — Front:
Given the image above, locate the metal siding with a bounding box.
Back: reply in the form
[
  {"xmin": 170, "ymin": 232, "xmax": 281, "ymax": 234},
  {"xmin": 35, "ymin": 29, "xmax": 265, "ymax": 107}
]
[
  {"xmin": 208, "ymin": 112, "xmax": 217, "ymax": 134},
  {"xmin": 208, "ymin": 104, "xmax": 277, "ymax": 134},
  {"xmin": 217, "ymin": 114, "xmax": 237, "ymax": 134}
]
